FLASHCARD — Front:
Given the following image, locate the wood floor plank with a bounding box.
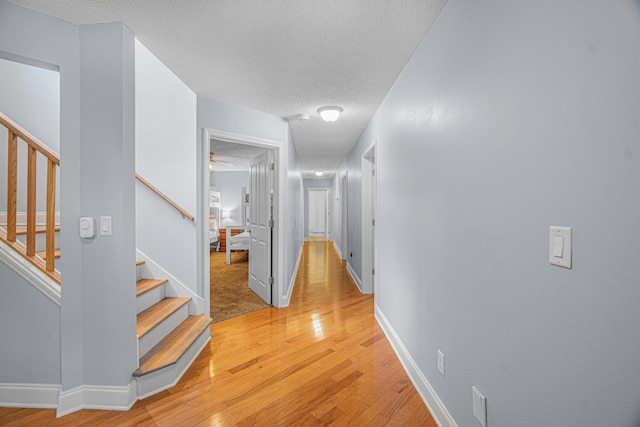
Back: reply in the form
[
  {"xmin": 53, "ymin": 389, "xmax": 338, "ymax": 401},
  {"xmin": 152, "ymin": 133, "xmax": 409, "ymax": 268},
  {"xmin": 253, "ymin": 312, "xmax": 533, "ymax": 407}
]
[{"xmin": 0, "ymin": 238, "xmax": 437, "ymax": 426}]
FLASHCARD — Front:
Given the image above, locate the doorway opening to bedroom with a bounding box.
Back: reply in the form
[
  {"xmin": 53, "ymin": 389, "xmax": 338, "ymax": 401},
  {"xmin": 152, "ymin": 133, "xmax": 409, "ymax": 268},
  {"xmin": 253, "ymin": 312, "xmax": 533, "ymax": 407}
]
[{"xmin": 206, "ymin": 137, "xmax": 276, "ymax": 323}]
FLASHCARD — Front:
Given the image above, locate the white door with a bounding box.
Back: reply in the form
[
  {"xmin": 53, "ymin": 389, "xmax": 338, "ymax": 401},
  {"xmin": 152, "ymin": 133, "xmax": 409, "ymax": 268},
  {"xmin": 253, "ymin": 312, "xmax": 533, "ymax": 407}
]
[
  {"xmin": 249, "ymin": 150, "xmax": 273, "ymax": 304},
  {"xmin": 308, "ymin": 189, "xmax": 328, "ymax": 238}
]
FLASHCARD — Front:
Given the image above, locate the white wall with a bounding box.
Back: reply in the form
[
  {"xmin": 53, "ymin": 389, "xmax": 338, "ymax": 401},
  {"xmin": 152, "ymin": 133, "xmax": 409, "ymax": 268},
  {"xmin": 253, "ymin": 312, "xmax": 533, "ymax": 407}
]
[
  {"xmin": 135, "ymin": 40, "xmax": 198, "ymax": 294},
  {"xmin": 210, "ymin": 170, "xmax": 249, "ymax": 226},
  {"xmin": 342, "ymin": 0, "xmax": 640, "ymax": 425},
  {"xmin": 0, "ymin": 56, "xmax": 60, "ymax": 213}
]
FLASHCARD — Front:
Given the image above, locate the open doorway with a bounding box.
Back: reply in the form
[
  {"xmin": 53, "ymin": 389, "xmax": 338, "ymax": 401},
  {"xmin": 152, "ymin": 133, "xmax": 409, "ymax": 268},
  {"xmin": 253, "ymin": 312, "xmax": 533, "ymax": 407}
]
[{"xmin": 206, "ymin": 138, "xmax": 274, "ymax": 322}]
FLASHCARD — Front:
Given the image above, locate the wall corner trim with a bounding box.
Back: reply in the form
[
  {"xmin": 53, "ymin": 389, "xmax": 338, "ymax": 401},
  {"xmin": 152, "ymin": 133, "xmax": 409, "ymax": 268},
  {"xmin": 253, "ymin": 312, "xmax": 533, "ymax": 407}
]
[
  {"xmin": 56, "ymin": 382, "xmax": 137, "ymax": 417},
  {"xmin": 0, "ymin": 383, "xmax": 60, "ymax": 409},
  {"xmin": 375, "ymin": 305, "xmax": 458, "ymax": 427}
]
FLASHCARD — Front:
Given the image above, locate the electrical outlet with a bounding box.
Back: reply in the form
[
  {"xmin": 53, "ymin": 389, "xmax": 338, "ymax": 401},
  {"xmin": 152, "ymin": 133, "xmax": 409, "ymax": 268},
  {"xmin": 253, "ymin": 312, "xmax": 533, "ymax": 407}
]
[
  {"xmin": 472, "ymin": 386, "xmax": 487, "ymax": 427},
  {"xmin": 437, "ymin": 349, "xmax": 445, "ymax": 376}
]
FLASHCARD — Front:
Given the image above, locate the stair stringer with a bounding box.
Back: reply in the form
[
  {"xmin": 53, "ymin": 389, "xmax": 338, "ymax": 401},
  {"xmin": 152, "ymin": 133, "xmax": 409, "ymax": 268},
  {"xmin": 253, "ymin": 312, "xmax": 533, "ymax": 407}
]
[
  {"xmin": 0, "ymin": 239, "xmax": 60, "ymax": 305},
  {"xmin": 136, "ymin": 249, "xmax": 205, "ymax": 314}
]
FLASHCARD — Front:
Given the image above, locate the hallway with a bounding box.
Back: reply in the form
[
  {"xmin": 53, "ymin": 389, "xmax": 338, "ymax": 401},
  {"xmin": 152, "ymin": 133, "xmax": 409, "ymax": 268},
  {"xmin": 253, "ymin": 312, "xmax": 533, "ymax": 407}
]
[{"xmin": 0, "ymin": 239, "xmax": 435, "ymax": 426}]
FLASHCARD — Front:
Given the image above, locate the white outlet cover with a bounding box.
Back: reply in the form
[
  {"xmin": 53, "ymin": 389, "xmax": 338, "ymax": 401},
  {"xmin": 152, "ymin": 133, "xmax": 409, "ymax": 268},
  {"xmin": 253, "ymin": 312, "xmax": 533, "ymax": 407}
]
[
  {"xmin": 472, "ymin": 386, "xmax": 487, "ymax": 427},
  {"xmin": 437, "ymin": 349, "xmax": 445, "ymax": 376}
]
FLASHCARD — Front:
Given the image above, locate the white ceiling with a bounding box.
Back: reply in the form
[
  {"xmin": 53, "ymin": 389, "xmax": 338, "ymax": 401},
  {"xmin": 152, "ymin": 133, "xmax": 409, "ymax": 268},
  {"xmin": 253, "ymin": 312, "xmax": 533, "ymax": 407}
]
[{"xmin": 10, "ymin": 0, "xmax": 446, "ymax": 180}]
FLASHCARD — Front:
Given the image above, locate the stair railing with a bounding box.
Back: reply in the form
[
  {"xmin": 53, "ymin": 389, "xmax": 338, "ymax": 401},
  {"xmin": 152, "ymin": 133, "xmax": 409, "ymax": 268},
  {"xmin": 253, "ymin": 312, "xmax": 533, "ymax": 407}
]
[
  {"xmin": 135, "ymin": 173, "xmax": 195, "ymax": 222},
  {"xmin": 0, "ymin": 112, "xmax": 60, "ymax": 283}
]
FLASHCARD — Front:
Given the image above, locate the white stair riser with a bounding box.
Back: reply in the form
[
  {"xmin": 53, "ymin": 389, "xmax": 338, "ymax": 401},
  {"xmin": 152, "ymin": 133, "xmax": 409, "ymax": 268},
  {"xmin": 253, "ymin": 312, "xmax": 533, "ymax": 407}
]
[
  {"xmin": 16, "ymin": 231, "xmax": 59, "ymax": 252},
  {"xmin": 136, "ymin": 285, "xmax": 166, "ymax": 314},
  {"xmin": 136, "ymin": 263, "xmax": 145, "ymax": 281},
  {"xmin": 136, "ymin": 329, "xmax": 210, "ymax": 399},
  {"xmin": 139, "ymin": 304, "xmax": 189, "ymax": 358}
]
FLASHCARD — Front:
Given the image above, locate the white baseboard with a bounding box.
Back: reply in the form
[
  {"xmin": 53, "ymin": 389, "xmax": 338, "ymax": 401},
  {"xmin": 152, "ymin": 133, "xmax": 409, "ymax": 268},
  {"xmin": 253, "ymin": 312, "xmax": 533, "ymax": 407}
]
[
  {"xmin": 0, "ymin": 383, "xmax": 60, "ymax": 408},
  {"xmin": 136, "ymin": 249, "xmax": 206, "ymax": 314},
  {"xmin": 346, "ymin": 262, "xmax": 363, "ymax": 293},
  {"xmin": 279, "ymin": 244, "xmax": 303, "ymax": 308},
  {"xmin": 333, "ymin": 241, "xmax": 343, "ymax": 259},
  {"xmin": 0, "ymin": 239, "xmax": 60, "ymax": 306},
  {"xmin": 56, "ymin": 381, "xmax": 137, "ymax": 417},
  {"xmin": 375, "ymin": 305, "xmax": 457, "ymax": 427}
]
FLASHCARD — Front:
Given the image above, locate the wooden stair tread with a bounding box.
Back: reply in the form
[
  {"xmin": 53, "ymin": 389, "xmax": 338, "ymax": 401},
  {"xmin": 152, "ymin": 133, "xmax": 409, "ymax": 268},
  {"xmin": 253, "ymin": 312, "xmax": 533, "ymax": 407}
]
[
  {"xmin": 35, "ymin": 248, "xmax": 60, "ymax": 259},
  {"xmin": 137, "ymin": 297, "xmax": 191, "ymax": 338},
  {"xmin": 134, "ymin": 314, "xmax": 212, "ymax": 377},
  {"xmin": 136, "ymin": 278, "xmax": 167, "ymax": 297}
]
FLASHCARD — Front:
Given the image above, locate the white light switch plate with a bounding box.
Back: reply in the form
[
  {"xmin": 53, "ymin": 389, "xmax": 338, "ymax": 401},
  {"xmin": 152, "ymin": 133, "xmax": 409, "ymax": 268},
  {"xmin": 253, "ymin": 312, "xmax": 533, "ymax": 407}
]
[
  {"xmin": 99, "ymin": 216, "xmax": 112, "ymax": 236},
  {"xmin": 549, "ymin": 226, "xmax": 572, "ymax": 269}
]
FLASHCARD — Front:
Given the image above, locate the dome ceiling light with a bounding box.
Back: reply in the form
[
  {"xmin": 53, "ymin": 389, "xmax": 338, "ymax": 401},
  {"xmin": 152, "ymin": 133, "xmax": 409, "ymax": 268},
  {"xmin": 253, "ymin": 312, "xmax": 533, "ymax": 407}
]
[{"xmin": 317, "ymin": 106, "xmax": 343, "ymax": 122}]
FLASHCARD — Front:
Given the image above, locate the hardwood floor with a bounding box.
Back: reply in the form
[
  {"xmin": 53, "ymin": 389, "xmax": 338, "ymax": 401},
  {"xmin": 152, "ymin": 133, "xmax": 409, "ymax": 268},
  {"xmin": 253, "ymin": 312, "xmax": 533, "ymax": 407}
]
[{"xmin": 0, "ymin": 238, "xmax": 436, "ymax": 426}]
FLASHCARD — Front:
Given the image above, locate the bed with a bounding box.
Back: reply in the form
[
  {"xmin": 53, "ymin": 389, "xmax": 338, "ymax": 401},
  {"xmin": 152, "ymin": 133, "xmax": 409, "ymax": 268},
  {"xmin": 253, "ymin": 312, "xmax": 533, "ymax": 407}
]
[{"xmin": 226, "ymin": 226, "xmax": 250, "ymax": 264}]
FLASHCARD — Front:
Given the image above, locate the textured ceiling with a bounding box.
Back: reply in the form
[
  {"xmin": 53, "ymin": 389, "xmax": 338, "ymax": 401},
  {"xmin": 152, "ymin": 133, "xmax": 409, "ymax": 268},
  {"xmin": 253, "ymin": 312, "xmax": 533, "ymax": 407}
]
[
  {"xmin": 209, "ymin": 139, "xmax": 265, "ymax": 172},
  {"xmin": 10, "ymin": 0, "xmax": 446, "ymax": 179}
]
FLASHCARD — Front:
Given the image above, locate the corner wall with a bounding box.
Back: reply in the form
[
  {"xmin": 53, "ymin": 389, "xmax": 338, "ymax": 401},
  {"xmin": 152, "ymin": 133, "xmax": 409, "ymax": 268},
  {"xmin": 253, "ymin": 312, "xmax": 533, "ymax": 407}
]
[{"xmin": 342, "ymin": 0, "xmax": 640, "ymax": 425}]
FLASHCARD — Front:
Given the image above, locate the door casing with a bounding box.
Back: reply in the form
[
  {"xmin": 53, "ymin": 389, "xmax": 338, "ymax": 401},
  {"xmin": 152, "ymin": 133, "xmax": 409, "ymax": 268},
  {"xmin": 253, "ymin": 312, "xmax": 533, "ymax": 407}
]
[{"xmin": 199, "ymin": 128, "xmax": 284, "ymax": 309}]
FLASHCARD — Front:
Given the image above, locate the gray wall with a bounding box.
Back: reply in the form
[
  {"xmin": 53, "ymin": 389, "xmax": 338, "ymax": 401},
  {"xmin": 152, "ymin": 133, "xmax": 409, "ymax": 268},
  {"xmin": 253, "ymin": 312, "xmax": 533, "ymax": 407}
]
[
  {"xmin": 0, "ymin": 262, "xmax": 61, "ymax": 384},
  {"xmin": 135, "ymin": 39, "xmax": 198, "ymax": 294},
  {"xmin": 0, "ymin": 0, "xmax": 79, "ymax": 387},
  {"xmin": 0, "ymin": 2, "xmax": 138, "ymax": 392},
  {"xmin": 341, "ymin": 0, "xmax": 640, "ymax": 425}
]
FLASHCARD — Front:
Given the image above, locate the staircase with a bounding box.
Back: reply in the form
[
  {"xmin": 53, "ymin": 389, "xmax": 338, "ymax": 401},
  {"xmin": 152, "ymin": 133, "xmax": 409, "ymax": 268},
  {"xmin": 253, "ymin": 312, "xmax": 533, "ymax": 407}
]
[{"xmin": 133, "ymin": 260, "xmax": 212, "ymax": 398}]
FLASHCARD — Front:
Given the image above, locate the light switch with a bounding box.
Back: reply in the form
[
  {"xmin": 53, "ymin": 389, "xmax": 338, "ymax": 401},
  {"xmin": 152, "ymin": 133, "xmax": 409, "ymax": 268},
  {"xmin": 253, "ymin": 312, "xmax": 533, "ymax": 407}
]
[
  {"xmin": 549, "ymin": 226, "xmax": 572, "ymax": 269},
  {"xmin": 99, "ymin": 216, "xmax": 112, "ymax": 236},
  {"xmin": 553, "ymin": 235, "xmax": 564, "ymax": 258}
]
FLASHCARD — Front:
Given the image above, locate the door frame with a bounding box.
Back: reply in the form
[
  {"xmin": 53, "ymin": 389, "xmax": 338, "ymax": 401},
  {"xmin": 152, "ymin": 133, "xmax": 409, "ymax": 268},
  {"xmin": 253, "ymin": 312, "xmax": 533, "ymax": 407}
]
[
  {"xmin": 341, "ymin": 172, "xmax": 348, "ymax": 260},
  {"xmin": 199, "ymin": 128, "xmax": 284, "ymax": 308},
  {"xmin": 361, "ymin": 141, "xmax": 376, "ymax": 294}
]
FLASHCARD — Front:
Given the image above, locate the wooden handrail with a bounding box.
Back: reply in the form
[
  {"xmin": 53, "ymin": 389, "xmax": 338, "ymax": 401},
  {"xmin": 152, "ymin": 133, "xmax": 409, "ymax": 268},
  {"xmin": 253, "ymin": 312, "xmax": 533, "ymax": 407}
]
[
  {"xmin": 0, "ymin": 112, "xmax": 60, "ymax": 165},
  {"xmin": 135, "ymin": 174, "xmax": 195, "ymax": 222},
  {"xmin": 1, "ymin": 112, "xmax": 60, "ymax": 284}
]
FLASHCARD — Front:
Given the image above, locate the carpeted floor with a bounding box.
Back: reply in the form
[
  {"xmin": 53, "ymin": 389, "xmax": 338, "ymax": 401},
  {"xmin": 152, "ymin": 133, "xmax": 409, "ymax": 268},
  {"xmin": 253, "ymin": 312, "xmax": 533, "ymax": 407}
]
[{"xmin": 210, "ymin": 250, "xmax": 268, "ymax": 323}]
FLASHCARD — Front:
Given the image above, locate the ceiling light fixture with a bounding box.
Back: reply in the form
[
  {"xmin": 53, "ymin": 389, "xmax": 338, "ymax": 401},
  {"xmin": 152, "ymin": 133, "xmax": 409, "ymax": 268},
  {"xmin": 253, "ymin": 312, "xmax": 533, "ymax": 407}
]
[
  {"xmin": 318, "ymin": 106, "xmax": 343, "ymax": 122},
  {"xmin": 315, "ymin": 171, "xmax": 324, "ymax": 176}
]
